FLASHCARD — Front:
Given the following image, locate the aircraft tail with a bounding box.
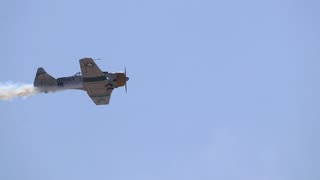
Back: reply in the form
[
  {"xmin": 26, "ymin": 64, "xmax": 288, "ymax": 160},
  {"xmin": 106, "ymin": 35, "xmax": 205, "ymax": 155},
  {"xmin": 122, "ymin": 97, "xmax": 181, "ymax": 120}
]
[{"xmin": 33, "ymin": 67, "xmax": 57, "ymax": 87}]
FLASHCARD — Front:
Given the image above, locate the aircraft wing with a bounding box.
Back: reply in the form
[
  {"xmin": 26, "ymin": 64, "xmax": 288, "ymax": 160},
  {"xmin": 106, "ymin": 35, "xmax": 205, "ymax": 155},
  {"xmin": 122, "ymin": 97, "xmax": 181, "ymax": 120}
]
[{"xmin": 79, "ymin": 58, "xmax": 112, "ymax": 105}]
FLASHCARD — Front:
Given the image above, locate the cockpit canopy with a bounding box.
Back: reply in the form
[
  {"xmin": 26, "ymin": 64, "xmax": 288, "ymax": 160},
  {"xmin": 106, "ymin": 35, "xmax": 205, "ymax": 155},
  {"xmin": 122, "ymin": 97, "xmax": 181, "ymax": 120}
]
[{"xmin": 74, "ymin": 72, "xmax": 81, "ymax": 76}]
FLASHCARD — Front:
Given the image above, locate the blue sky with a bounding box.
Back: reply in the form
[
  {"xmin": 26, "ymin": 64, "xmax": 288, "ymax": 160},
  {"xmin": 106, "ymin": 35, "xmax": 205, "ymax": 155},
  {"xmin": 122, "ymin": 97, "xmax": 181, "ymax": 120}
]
[{"xmin": 1, "ymin": 0, "xmax": 319, "ymax": 179}]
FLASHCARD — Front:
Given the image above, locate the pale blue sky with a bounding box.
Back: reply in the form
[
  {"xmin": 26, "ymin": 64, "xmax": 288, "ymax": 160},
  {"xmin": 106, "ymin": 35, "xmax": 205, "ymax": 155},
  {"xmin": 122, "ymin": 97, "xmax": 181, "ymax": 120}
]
[{"xmin": 1, "ymin": 0, "xmax": 319, "ymax": 179}]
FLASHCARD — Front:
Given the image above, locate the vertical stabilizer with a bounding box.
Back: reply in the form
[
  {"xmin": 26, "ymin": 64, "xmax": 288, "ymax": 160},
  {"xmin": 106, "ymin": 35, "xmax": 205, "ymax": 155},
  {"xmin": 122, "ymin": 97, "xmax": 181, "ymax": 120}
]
[{"xmin": 34, "ymin": 67, "xmax": 57, "ymax": 87}]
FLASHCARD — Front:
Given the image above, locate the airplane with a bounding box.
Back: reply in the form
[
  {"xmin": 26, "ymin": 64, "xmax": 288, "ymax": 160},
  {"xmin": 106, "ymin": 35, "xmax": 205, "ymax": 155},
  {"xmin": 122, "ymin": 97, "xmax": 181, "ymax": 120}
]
[{"xmin": 34, "ymin": 57, "xmax": 129, "ymax": 105}]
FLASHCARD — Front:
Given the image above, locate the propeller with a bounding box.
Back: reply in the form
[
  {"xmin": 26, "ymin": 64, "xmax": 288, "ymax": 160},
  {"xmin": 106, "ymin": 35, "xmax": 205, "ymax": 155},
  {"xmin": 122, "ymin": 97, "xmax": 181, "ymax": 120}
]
[{"xmin": 124, "ymin": 67, "xmax": 128, "ymax": 93}]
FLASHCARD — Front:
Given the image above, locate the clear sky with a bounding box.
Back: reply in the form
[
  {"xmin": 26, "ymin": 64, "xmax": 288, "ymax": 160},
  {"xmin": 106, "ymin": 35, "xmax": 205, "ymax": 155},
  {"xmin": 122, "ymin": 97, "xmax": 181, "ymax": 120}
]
[{"xmin": 1, "ymin": 0, "xmax": 319, "ymax": 179}]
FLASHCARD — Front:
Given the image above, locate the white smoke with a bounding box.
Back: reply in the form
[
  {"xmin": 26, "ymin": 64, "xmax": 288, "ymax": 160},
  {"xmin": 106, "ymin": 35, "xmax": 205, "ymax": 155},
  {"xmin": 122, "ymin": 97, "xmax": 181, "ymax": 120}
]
[{"xmin": 0, "ymin": 83, "xmax": 39, "ymax": 101}]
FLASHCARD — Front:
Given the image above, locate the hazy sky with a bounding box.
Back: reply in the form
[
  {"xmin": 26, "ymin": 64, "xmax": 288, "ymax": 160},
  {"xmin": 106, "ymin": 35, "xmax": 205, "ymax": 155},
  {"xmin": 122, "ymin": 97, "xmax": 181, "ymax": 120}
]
[{"xmin": 1, "ymin": 0, "xmax": 319, "ymax": 179}]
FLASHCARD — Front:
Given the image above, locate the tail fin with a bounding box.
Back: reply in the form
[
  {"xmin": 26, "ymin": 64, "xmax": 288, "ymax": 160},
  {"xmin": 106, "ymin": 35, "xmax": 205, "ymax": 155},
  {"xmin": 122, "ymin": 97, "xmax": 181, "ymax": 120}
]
[{"xmin": 33, "ymin": 67, "xmax": 57, "ymax": 87}]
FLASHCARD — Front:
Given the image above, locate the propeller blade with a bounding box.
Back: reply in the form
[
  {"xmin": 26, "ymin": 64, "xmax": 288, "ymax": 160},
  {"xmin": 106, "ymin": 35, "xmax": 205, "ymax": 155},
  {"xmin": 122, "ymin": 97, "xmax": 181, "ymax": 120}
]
[{"xmin": 125, "ymin": 67, "xmax": 127, "ymax": 94}]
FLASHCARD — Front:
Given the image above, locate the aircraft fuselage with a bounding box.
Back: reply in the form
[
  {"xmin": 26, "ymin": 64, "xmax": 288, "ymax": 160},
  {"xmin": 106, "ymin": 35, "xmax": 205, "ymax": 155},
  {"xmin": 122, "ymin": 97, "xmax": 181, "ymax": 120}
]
[{"xmin": 36, "ymin": 72, "xmax": 128, "ymax": 93}]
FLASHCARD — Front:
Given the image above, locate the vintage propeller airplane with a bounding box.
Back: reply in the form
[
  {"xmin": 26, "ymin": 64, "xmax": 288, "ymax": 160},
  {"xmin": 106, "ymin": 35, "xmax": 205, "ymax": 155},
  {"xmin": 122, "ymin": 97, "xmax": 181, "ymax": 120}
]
[{"xmin": 34, "ymin": 58, "xmax": 129, "ymax": 105}]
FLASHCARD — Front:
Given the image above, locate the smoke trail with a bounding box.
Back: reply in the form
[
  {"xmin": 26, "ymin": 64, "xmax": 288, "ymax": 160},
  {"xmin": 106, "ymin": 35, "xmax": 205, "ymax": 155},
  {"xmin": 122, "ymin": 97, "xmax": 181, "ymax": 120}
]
[{"xmin": 0, "ymin": 83, "xmax": 39, "ymax": 100}]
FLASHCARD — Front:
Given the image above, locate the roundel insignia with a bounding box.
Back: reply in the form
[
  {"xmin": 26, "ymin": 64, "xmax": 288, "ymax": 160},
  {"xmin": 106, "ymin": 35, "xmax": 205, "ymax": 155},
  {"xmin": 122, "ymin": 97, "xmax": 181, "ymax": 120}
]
[{"xmin": 86, "ymin": 63, "xmax": 94, "ymax": 67}]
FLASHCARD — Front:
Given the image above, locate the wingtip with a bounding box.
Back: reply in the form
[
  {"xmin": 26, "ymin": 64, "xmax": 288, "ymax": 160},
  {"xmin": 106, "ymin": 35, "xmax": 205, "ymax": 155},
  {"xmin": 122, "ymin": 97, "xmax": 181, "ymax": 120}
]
[{"xmin": 79, "ymin": 57, "xmax": 93, "ymax": 62}]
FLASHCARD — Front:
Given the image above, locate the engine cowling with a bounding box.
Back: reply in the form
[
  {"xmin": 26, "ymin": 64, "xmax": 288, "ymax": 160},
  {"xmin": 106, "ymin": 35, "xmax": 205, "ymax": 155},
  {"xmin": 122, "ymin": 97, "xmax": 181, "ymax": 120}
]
[{"xmin": 116, "ymin": 73, "xmax": 126, "ymax": 87}]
